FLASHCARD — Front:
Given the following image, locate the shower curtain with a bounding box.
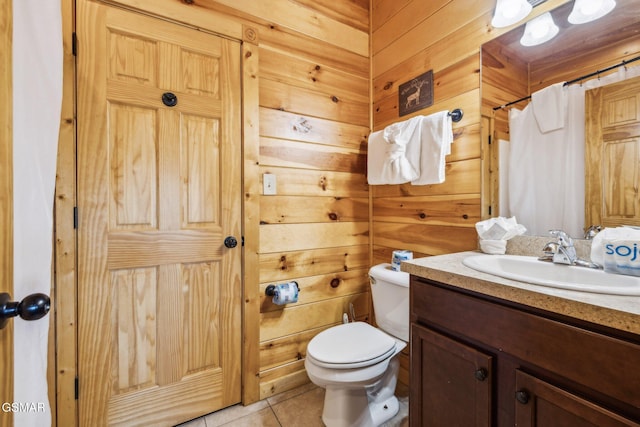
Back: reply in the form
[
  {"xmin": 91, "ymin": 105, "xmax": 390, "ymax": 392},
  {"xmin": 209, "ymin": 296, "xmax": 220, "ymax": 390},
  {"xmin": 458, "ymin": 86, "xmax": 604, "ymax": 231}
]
[
  {"xmin": 13, "ymin": 1, "xmax": 62, "ymax": 426},
  {"xmin": 506, "ymin": 65, "xmax": 640, "ymax": 238}
]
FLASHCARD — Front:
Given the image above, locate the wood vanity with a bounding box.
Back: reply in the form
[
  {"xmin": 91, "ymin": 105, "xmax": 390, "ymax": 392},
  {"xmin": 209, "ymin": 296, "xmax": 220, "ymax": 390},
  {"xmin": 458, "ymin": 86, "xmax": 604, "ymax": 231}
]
[{"xmin": 403, "ymin": 252, "xmax": 640, "ymax": 426}]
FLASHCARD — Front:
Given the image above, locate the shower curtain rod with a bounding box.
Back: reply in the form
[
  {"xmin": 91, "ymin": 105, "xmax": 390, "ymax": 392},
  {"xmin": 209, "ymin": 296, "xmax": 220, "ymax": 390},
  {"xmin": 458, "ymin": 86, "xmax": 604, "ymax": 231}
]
[{"xmin": 492, "ymin": 54, "xmax": 640, "ymax": 111}]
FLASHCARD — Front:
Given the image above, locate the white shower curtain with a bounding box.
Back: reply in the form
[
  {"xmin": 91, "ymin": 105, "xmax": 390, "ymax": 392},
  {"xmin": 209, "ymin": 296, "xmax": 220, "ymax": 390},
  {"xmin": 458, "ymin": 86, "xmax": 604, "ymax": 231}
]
[
  {"xmin": 506, "ymin": 65, "xmax": 640, "ymax": 238},
  {"xmin": 13, "ymin": 1, "xmax": 62, "ymax": 426}
]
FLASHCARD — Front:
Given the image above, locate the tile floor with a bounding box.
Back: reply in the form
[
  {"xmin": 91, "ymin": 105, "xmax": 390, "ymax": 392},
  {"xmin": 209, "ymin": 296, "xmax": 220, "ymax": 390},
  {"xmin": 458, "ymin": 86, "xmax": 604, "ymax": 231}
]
[{"xmin": 176, "ymin": 383, "xmax": 409, "ymax": 427}]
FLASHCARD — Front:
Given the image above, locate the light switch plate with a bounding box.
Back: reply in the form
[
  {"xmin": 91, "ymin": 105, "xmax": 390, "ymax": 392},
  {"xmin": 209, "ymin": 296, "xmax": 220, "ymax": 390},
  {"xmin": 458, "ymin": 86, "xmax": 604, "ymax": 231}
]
[{"xmin": 263, "ymin": 173, "xmax": 277, "ymax": 195}]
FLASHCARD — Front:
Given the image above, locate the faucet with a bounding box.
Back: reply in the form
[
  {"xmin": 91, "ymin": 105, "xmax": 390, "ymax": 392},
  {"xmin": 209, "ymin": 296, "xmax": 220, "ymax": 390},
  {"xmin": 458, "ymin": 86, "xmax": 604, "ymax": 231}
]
[
  {"xmin": 539, "ymin": 229, "xmax": 600, "ymax": 268},
  {"xmin": 584, "ymin": 225, "xmax": 602, "ymax": 240}
]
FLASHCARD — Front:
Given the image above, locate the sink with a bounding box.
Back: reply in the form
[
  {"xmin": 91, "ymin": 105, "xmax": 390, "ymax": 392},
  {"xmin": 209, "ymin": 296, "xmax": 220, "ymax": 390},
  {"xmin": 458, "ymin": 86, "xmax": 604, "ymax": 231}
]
[{"xmin": 462, "ymin": 255, "xmax": 640, "ymax": 296}]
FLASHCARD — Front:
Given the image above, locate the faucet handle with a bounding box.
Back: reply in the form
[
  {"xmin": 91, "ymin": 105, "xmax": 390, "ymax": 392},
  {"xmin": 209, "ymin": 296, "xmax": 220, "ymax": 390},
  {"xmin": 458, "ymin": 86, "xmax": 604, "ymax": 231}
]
[
  {"xmin": 549, "ymin": 229, "xmax": 573, "ymax": 247},
  {"xmin": 584, "ymin": 225, "xmax": 602, "ymax": 240},
  {"xmin": 542, "ymin": 242, "xmax": 559, "ymax": 254}
]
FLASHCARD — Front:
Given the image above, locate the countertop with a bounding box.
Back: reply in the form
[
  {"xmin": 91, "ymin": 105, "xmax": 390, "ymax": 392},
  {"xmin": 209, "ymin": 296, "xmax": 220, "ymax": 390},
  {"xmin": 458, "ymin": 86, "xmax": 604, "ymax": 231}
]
[{"xmin": 402, "ymin": 251, "xmax": 640, "ymax": 336}]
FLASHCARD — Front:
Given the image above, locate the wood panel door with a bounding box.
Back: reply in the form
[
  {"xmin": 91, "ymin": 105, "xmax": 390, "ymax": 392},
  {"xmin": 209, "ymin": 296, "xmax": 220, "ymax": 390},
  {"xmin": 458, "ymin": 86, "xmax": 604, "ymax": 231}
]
[
  {"xmin": 586, "ymin": 76, "xmax": 640, "ymax": 228},
  {"xmin": 76, "ymin": 2, "xmax": 242, "ymax": 426}
]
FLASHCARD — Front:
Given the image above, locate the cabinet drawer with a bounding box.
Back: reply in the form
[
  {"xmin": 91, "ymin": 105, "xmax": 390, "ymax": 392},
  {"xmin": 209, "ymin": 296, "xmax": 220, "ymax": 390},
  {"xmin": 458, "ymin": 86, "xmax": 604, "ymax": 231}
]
[{"xmin": 411, "ymin": 278, "xmax": 640, "ymax": 411}]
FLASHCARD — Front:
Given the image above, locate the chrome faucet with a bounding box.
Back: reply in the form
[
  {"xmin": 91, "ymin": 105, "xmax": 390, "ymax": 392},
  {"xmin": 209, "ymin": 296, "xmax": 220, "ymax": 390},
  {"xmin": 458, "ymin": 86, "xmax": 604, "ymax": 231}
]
[
  {"xmin": 549, "ymin": 230, "xmax": 577, "ymax": 265},
  {"xmin": 539, "ymin": 229, "xmax": 600, "ymax": 268},
  {"xmin": 584, "ymin": 225, "xmax": 602, "ymax": 240}
]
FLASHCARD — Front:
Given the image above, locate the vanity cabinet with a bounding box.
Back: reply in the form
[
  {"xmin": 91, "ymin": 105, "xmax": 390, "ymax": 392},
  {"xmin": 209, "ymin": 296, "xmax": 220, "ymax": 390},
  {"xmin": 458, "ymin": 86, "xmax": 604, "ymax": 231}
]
[{"xmin": 410, "ymin": 276, "xmax": 640, "ymax": 427}]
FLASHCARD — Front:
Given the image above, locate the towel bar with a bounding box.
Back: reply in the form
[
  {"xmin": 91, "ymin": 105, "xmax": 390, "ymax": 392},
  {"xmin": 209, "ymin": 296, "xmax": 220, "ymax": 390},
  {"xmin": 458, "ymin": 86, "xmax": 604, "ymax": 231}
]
[{"xmin": 448, "ymin": 109, "xmax": 463, "ymax": 122}]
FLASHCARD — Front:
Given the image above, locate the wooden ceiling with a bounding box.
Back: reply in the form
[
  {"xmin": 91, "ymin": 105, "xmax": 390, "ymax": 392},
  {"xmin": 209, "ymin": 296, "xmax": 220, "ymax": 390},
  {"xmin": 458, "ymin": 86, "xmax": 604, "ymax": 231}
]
[{"xmin": 488, "ymin": 0, "xmax": 640, "ymax": 68}]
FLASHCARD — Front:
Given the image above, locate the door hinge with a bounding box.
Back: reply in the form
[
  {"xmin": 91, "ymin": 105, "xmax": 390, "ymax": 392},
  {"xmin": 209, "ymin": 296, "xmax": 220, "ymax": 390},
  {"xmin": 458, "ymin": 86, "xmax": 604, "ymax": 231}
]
[
  {"xmin": 73, "ymin": 206, "xmax": 78, "ymax": 229},
  {"xmin": 488, "ymin": 135, "xmax": 492, "ymax": 145},
  {"xmin": 75, "ymin": 377, "xmax": 79, "ymax": 400},
  {"xmin": 242, "ymin": 236, "xmax": 245, "ymax": 247},
  {"xmin": 488, "ymin": 206, "xmax": 492, "ymax": 215},
  {"xmin": 72, "ymin": 32, "xmax": 77, "ymax": 56}
]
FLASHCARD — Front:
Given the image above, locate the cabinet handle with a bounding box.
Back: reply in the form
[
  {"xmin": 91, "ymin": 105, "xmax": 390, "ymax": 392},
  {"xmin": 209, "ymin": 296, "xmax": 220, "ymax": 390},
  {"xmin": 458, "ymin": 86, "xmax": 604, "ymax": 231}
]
[
  {"xmin": 474, "ymin": 368, "xmax": 488, "ymax": 381},
  {"xmin": 515, "ymin": 390, "xmax": 530, "ymax": 405}
]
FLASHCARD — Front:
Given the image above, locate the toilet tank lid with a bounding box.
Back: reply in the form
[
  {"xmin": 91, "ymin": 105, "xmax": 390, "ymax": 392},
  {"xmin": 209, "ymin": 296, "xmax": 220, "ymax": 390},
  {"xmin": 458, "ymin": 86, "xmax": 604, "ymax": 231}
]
[
  {"xmin": 369, "ymin": 263, "xmax": 409, "ymax": 288},
  {"xmin": 307, "ymin": 322, "xmax": 396, "ymax": 365}
]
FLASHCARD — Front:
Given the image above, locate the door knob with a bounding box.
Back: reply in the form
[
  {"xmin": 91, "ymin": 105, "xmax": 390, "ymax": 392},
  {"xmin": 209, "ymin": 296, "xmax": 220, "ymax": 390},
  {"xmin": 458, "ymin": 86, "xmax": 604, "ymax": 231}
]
[
  {"xmin": 224, "ymin": 236, "xmax": 238, "ymax": 248},
  {"xmin": 0, "ymin": 292, "xmax": 50, "ymax": 330}
]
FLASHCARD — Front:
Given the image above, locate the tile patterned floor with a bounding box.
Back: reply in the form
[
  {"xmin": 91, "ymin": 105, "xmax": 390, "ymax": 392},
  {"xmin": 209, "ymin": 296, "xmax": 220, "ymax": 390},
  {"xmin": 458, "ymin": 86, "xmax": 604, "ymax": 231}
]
[{"xmin": 176, "ymin": 383, "xmax": 409, "ymax": 427}]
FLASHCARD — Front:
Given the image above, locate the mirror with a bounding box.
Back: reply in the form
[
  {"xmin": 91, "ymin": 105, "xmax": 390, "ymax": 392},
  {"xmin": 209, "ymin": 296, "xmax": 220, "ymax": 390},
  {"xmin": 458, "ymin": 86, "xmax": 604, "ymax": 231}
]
[{"xmin": 481, "ymin": 0, "xmax": 640, "ymax": 236}]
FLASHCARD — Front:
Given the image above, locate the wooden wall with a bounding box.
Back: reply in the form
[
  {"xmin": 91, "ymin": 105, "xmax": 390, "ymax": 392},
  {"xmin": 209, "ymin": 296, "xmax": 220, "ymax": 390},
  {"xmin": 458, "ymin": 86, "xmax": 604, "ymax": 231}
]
[
  {"xmin": 371, "ymin": 0, "xmax": 573, "ymax": 263},
  {"xmin": 255, "ymin": 5, "xmax": 371, "ymax": 396}
]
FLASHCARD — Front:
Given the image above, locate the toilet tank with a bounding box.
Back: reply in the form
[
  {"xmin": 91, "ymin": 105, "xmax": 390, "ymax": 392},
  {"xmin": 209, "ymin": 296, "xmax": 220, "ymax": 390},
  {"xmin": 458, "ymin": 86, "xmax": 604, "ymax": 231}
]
[{"xmin": 369, "ymin": 263, "xmax": 410, "ymax": 342}]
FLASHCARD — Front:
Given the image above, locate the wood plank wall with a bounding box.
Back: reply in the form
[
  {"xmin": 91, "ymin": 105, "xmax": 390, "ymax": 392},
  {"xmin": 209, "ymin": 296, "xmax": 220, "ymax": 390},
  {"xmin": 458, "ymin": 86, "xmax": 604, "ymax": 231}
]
[{"xmin": 253, "ymin": 2, "xmax": 371, "ymax": 400}]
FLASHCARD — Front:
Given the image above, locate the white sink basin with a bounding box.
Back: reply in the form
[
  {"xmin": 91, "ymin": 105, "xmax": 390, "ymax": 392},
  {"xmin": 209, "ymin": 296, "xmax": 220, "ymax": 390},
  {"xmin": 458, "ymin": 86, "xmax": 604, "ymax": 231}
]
[{"xmin": 462, "ymin": 255, "xmax": 640, "ymax": 296}]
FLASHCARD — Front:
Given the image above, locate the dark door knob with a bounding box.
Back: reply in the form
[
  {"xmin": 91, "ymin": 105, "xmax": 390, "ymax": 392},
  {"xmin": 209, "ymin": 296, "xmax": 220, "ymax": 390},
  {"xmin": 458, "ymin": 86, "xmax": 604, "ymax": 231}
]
[
  {"xmin": 224, "ymin": 236, "xmax": 238, "ymax": 248},
  {"xmin": 0, "ymin": 292, "xmax": 51, "ymax": 330},
  {"xmin": 161, "ymin": 92, "xmax": 178, "ymax": 107}
]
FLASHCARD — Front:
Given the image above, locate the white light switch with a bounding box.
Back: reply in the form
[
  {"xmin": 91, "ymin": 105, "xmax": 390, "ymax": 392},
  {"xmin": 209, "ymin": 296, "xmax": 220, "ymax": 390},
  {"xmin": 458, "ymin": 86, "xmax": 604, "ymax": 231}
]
[{"xmin": 263, "ymin": 173, "xmax": 277, "ymax": 195}]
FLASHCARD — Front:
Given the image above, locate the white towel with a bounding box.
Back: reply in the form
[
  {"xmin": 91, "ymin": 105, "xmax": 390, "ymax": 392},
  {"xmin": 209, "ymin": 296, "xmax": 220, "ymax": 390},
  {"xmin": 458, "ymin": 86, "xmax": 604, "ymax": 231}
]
[
  {"xmin": 411, "ymin": 111, "xmax": 453, "ymax": 185},
  {"xmin": 531, "ymin": 82, "xmax": 567, "ymax": 133},
  {"xmin": 367, "ymin": 116, "xmax": 421, "ymax": 185},
  {"xmin": 367, "ymin": 128, "xmax": 419, "ymax": 184}
]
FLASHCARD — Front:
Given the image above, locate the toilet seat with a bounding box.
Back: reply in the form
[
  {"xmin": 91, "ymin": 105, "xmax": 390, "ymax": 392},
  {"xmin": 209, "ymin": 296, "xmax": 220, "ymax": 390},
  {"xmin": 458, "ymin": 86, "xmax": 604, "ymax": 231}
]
[{"xmin": 307, "ymin": 322, "xmax": 398, "ymax": 369}]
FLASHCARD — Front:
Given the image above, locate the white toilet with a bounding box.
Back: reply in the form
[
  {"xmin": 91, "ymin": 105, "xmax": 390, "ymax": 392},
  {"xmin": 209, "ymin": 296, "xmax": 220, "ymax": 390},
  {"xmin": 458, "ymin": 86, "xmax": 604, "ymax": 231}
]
[{"xmin": 304, "ymin": 263, "xmax": 409, "ymax": 427}]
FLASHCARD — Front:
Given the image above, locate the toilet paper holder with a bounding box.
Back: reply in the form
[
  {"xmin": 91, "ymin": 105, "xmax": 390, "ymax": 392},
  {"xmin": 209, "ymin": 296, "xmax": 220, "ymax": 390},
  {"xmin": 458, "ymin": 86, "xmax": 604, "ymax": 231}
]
[
  {"xmin": 265, "ymin": 281, "xmax": 300, "ymax": 305},
  {"xmin": 265, "ymin": 282, "xmax": 299, "ymax": 296}
]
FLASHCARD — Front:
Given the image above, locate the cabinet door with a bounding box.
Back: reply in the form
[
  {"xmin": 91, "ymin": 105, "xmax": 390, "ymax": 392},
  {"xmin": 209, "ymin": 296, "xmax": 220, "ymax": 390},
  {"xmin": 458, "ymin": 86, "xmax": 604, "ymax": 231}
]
[
  {"xmin": 515, "ymin": 370, "xmax": 640, "ymax": 427},
  {"xmin": 410, "ymin": 324, "xmax": 493, "ymax": 427}
]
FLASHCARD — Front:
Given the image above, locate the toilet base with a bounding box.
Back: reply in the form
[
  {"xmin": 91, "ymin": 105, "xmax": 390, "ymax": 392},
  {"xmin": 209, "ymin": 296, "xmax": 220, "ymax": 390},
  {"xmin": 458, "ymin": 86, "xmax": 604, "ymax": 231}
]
[
  {"xmin": 320, "ymin": 357, "xmax": 401, "ymax": 427},
  {"xmin": 321, "ymin": 388, "xmax": 399, "ymax": 427}
]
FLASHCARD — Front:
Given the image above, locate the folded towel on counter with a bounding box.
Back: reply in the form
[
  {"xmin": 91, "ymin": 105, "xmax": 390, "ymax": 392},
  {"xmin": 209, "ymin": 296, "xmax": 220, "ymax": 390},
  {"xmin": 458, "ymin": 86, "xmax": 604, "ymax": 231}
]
[
  {"xmin": 475, "ymin": 216, "xmax": 527, "ymax": 254},
  {"xmin": 411, "ymin": 111, "xmax": 453, "ymax": 185},
  {"xmin": 531, "ymin": 82, "xmax": 567, "ymax": 133}
]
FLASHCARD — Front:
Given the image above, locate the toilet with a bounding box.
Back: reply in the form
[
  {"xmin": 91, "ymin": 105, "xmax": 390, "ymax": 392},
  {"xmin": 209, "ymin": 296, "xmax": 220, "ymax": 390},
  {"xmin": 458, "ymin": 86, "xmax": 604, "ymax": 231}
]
[{"xmin": 304, "ymin": 263, "xmax": 409, "ymax": 427}]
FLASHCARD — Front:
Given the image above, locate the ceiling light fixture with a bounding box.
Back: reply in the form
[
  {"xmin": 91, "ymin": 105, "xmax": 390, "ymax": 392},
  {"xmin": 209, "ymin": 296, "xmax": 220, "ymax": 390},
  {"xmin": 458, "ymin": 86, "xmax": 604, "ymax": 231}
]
[
  {"xmin": 491, "ymin": 0, "xmax": 533, "ymax": 28},
  {"xmin": 520, "ymin": 12, "xmax": 559, "ymax": 46},
  {"xmin": 568, "ymin": 0, "xmax": 616, "ymax": 24}
]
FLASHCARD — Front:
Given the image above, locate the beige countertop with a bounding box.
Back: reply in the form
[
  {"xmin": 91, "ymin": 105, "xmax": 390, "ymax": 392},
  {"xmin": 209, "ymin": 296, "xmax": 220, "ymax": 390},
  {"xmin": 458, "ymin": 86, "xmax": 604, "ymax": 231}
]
[{"xmin": 402, "ymin": 251, "xmax": 640, "ymax": 336}]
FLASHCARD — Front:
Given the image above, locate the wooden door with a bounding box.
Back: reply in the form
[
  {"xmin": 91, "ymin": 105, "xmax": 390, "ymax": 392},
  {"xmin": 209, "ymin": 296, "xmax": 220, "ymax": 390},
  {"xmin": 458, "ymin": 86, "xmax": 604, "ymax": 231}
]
[
  {"xmin": 410, "ymin": 324, "xmax": 493, "ymax": 427},
  {"xmin": 77, "ymin": 2, "xmax": 242, "ymax": 426},
  {"xmin": 585, "ymin": 76, "xmax": 640, "ymax": 228},
  {"xmin": 0, "ymin": 2, "xmax": 13, "ymax": 426},
  {"xmin": 514, "ymin": 370, "xmax": 639, "ymax": 427}
]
